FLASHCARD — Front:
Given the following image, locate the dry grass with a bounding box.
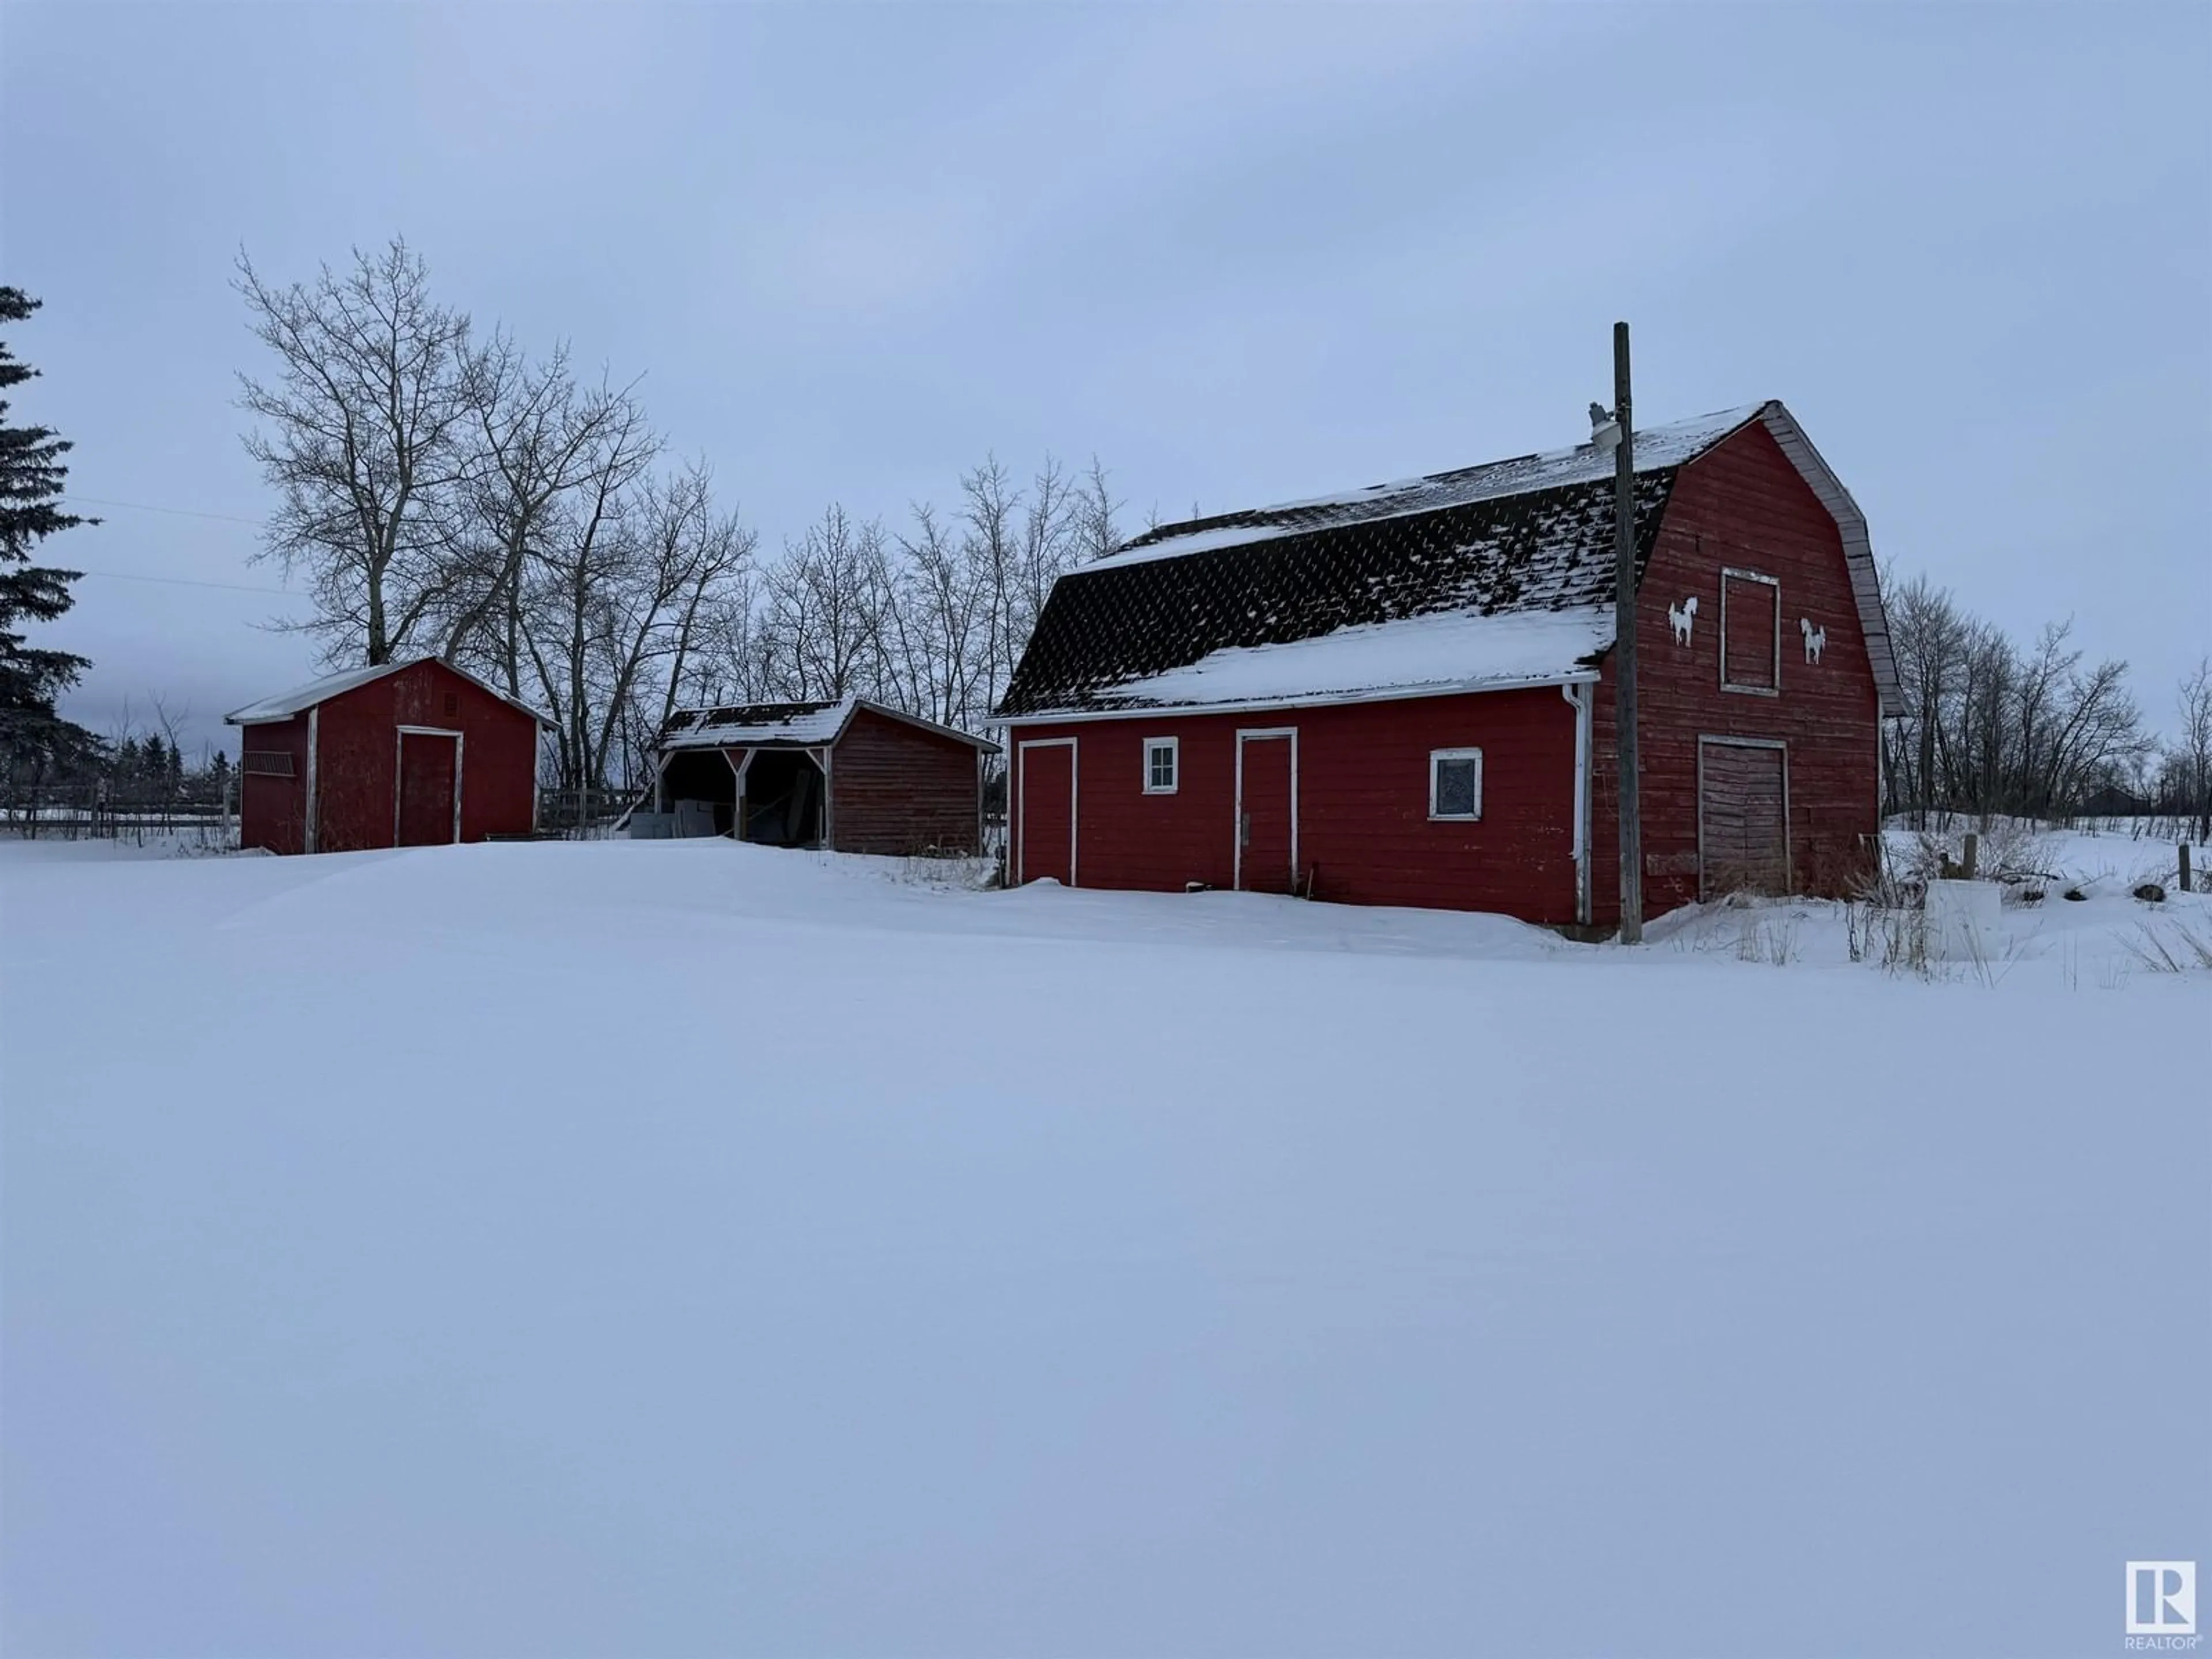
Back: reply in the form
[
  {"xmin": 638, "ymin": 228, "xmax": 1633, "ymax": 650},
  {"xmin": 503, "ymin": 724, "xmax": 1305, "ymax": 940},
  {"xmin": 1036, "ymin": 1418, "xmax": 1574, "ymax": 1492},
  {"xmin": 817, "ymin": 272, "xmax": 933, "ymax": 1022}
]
[{"xmin": 2117, "ymin": 915, "xmax": 2212, "ymax": 975}]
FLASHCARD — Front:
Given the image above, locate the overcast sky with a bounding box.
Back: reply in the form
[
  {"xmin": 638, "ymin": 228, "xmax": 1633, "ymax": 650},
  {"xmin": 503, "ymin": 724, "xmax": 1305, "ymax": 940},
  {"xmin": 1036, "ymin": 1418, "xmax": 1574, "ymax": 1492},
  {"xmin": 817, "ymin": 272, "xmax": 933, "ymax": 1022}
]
[{"xmin": 5, "ymin": 1, "xmax": 2207, "ymax": 758}]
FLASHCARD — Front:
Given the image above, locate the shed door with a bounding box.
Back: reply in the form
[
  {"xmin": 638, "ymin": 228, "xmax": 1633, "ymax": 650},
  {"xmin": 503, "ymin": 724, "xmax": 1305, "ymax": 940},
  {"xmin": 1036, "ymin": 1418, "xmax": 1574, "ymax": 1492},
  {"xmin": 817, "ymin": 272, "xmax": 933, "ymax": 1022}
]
[
  {"xmin": 1700, "ymin": 738, "xmax": 1787, "ymax": 897},
  {"xmin": 1235, "ymin": 730, "xmax": 1297, "ymax": 894},
  {"xmin": 397, "ymin": 730, "xmax": 460, "ymax": 846},
  {"xmin": 1018, "ymin": 740, "xmax": 1075, "ymax": 886}
]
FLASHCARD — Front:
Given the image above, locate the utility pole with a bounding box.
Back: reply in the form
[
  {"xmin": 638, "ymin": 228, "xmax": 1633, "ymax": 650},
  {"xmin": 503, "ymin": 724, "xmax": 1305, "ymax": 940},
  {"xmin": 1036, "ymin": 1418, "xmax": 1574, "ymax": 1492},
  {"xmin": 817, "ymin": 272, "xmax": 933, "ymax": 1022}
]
[{"xmin": 1611, "ymin": 321, "xmax": 1644, "ymax": 944}]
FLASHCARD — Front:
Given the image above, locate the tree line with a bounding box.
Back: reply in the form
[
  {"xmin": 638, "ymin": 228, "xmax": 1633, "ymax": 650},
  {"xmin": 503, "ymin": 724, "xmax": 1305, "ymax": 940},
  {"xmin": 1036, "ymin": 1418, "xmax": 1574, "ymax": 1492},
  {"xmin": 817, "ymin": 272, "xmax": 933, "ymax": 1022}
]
[
  {"xmin": 238, "ymin": 239, "xmax": 1117, "ymax": 794},
  {"xmin": 1883, "ymin": 572, "xmax": 2211, "ymax": 839},
  {"xmin": 11, "ymin": 249, "xmax": 2206, "ymax": 841}
]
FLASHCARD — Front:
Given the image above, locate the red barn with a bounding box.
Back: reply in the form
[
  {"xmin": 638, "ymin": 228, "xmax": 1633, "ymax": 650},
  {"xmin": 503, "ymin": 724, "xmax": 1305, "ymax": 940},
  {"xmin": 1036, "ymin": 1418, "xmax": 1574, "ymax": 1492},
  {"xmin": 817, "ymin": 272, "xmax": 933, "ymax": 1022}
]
[
  {"xmin": 992, "ymin": 400, "xmax": 1898, "ymax": 929},
  {"xmin": 646, "ymin": 697, "xmax": 995, "ymax": 854},
  {"xmin": 226, "ymin": 657, "xmax": 551, "ymax": 854}
]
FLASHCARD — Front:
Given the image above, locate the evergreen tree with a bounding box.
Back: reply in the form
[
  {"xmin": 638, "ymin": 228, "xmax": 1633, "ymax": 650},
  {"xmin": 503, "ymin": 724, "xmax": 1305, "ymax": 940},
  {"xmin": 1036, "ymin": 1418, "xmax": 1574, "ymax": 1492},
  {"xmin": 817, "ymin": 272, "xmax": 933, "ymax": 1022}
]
[{"xmin": 1, "ymin": 288, "xmax": 97, "ymax": 779}]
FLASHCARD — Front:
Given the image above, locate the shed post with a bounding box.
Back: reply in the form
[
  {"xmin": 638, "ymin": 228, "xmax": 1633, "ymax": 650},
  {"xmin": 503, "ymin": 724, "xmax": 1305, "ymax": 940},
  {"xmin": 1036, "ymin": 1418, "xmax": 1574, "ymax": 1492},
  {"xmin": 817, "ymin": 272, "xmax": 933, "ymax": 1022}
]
[{"xmin": 1611, "ymin": 321, "xmax": 1643, "ymax": 943}]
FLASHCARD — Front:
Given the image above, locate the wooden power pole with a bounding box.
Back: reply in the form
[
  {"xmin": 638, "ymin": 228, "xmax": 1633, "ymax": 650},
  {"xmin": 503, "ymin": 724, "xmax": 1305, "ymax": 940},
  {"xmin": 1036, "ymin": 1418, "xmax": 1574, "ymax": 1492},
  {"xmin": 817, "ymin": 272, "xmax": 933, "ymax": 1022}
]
[{"xmin": 1612, "ymin": 321, "xmax": 1644, "ymax": 944}]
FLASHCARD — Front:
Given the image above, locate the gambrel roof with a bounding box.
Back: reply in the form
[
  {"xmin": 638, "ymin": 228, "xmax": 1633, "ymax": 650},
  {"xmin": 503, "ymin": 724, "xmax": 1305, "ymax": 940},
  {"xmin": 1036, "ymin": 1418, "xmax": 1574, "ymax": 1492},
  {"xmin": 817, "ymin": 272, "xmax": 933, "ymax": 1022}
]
[{"xmin": 994, "ymin": 400, "xmax": 1897, "ymax": 721}]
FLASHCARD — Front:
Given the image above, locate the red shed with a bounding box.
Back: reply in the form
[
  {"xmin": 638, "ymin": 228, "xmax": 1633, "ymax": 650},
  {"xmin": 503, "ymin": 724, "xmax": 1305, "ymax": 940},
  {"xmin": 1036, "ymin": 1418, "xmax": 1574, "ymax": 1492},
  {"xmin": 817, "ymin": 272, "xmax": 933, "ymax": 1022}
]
[
  {"xmin": 645, "ymin": 696, "xmax": 996, "ymax": 855},
  {"xmin": 225, "ymin": 657, "xmax": 551, "ymax": 854},
  {"xmin": 992, "ymin": 400, "xmax": 1897, "ymax": 929}
]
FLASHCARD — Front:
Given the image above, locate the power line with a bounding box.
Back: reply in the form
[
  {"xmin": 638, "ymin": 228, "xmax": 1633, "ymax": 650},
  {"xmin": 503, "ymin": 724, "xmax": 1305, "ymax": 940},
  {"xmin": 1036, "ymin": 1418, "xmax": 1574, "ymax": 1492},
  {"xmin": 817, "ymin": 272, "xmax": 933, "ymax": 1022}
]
[
  {"xmin": 61, "ymin": 495, "xmax": 266, "ymax": 527},
  {"xmin": 73, "ymin": 568, "xmax": 306, "ymax": 598}
]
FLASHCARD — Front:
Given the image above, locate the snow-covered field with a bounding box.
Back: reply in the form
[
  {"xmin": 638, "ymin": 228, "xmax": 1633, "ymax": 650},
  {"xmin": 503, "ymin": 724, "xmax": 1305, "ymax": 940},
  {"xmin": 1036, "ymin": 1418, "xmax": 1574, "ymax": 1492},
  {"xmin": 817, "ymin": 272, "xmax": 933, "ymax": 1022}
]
[{"xmin": 2, "ymin": 835, "xmax": 2206, "ymax": 1658}]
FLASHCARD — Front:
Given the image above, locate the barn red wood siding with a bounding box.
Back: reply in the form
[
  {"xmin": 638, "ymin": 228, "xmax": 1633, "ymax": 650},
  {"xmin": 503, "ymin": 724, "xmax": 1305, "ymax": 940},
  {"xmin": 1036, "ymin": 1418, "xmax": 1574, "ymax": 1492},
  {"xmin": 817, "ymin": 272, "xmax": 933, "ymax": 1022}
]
[
  {"xmin": 238, "ymin": 714, "xmax": 310, "ymax": 854},
  {"xmin": 1588, "ymin": 421, "xmax": 1881, "ymax": 923},
  {"xmin": 1008, "ymin": 686, "xmax": 1581, "ymax": 921},
  {"xmin": 240, "ymin": 660, "xmax": 540, "ymax": 854},
  {"xmin": 828, "ymin": 708, "xmax": 983, "ymax": 855}
]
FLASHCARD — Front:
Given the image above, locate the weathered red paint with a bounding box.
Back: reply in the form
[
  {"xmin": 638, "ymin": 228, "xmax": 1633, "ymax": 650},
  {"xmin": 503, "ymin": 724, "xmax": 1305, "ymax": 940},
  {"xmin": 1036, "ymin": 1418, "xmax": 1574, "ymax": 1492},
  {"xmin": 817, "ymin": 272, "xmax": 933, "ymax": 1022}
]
[
  {"xmin": 1008, "ymin": 685, "xmax": 1584, "ymax": 922},
  {"xmin": 1017, "ymin": 738, "xmax": 1075, "ymax": 885},
  {"xmin": 396, "ymin": 730, "xmax": 459, "ymax": 846},
  {"xmin": 238, "ymin": 714, "xmax": 312, "ymax": 855},
  {"xmin": 1005, "ymin": 422, "xmax": 1883, "ymax": 927},
  {"xmin": 1237, "ymin": 732, "xmax": 1295, "ymax": 893},
  {"xmin": 237, "ymin": 660, "xmax": 542, "ymax": 855},
  {"xmin": 1590, "ymin": 419, "xmax": 1882, "ymax": 923}
]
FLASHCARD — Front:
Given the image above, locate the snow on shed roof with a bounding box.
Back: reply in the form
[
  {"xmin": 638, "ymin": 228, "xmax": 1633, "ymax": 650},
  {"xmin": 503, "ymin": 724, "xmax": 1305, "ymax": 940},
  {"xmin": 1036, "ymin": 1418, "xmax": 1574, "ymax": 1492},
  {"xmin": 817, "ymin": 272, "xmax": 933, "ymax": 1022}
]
[
  {"xmin": 994, "ymin": 400, "xmax": 1898, "ymax": 721},
  {"xmin": 660, "ymin": 696, "xmax": 998, "ymax": 752},
  {"xmin": 662, "ymin": 698, "xmax": 855, "ymax": 747},
  {"xmin": 225, "ymin": 658, "xmax": 556, "ymax": 727}
]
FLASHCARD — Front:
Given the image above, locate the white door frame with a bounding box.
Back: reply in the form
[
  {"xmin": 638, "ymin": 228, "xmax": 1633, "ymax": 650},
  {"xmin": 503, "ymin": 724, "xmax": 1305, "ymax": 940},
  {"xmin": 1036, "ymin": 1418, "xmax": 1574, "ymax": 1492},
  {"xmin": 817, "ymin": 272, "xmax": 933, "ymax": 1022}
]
[
  {"xmin": 1696, "ymin": 733, "xmax": 1790, "ymax": 899},
  {"xmin": 395, "ymin": 725, "xmax": 465, "ymax": 845},
  {"xmin": 1016, "ymin": 736, "xmax": 1078, "ymax": 886},
  {"xmin": 1233, "ymin": 726, "xmax": 1299, "ymax": 892},
  {"xmin": 304, "ymin": 706, "xmax": 321, "ymax": 854}
]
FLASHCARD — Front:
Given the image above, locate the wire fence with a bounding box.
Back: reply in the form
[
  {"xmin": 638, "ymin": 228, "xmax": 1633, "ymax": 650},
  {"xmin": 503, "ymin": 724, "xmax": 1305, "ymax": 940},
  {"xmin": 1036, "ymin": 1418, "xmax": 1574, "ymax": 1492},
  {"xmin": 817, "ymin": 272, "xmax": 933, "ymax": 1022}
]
[
  {"xmin": 535, "ymin": 785, "xmax": 641, "ymax": 838},
  {"xmin": 1, "ymin": 782, "xmax": 238, "ymax": 847}
]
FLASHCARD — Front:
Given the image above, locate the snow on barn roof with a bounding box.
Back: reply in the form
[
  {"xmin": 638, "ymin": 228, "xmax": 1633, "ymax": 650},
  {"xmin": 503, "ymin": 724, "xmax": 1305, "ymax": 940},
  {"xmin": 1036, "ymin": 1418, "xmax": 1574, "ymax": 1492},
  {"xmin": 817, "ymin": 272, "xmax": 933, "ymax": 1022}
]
[
  {"xmin": 660, "ymin": 696, "xmax": 998, "ymax": 752},
  {"xmin": 1091, "ymin": 403, "xmax": 1763, "ymax": 572},
  {"xmin": 225, "ymin": 658, "xmax": 555, "ymax": 726},
  {"xmin": 994, "ymin": 400, "xmax": 1898, "ymax": 721}
]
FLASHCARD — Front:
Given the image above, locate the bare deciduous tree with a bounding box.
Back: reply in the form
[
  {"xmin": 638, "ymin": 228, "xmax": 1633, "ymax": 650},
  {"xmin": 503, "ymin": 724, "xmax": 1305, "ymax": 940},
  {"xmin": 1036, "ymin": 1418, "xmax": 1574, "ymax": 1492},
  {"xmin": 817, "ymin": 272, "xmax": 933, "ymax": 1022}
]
[
  {"xmin": 1884, "ymin": 576, "xmax": 2156, "ymax": 825},
  {"xmin": 237, "ymin": 240, "xmax": 475, "ymax": 664},
  {"xmin": 440, "ymin": 337, "xmax": 652, "ymax": 683}
]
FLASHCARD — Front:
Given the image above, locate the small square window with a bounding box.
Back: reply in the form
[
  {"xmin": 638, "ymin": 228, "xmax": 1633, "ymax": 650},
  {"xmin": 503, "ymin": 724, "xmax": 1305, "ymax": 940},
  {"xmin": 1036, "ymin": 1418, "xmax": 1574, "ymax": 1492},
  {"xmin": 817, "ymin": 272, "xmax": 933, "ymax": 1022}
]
[
  {"xmin": 1429, "ymin": 748, "xmax": 1482, "ymax": 820},
  {"xmin": 1143, "ymin": 737, "xmax": 1179, "ymax": 794}
]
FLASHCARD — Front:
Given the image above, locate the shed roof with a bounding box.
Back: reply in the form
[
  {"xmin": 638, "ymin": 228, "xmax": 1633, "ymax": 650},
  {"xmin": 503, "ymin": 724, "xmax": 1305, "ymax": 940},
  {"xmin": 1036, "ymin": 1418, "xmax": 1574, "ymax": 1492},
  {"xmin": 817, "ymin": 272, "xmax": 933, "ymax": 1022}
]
[
  {"xmin": 660, "ymin": 696, "xmax": 998, "ymax": 753},
  {"xmin": 226, "ymin": 657, "xmax": 556, "ymax": 727},
  {"xmin": 994, "ymin": 400, "xmax": 1897, "ymax": 722}
]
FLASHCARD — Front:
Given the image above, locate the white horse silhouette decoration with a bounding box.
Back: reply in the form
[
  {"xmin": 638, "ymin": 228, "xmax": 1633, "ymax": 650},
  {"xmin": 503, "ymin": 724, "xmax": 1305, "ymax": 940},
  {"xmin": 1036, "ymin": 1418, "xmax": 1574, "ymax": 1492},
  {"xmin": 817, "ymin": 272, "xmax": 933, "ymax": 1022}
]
[
  {"xmin": 1800, "ymin": 618, "xmax": 1827, "ymax": 664},
  {"xmin": 1668, "ymin": 595, "xmax": 1699, "ymax": 646}
]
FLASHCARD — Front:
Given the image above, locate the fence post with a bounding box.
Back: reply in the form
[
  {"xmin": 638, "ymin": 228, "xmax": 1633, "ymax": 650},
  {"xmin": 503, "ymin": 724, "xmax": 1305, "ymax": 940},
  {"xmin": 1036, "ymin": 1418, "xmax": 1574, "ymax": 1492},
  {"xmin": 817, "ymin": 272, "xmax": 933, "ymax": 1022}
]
[
  {"xmin": 1961, "ymin": 832, "xmax": 1978, "ymax": 881},
  {"xmin": 2181, "ymin": 843, "xmax": 2194, "ymax": 894}
]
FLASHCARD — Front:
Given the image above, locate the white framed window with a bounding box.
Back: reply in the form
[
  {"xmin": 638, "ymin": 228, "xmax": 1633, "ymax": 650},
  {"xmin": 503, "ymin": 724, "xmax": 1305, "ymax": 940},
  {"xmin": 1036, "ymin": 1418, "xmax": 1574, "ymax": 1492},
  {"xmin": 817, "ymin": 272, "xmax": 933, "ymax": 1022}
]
[
  {"xmin": 1143, "ymin": 736, "xmax": 1179, "ymax": 794},
  {"xmin": 1429, "ymin": 747, "xmax": 1483, "ymax": 820}
]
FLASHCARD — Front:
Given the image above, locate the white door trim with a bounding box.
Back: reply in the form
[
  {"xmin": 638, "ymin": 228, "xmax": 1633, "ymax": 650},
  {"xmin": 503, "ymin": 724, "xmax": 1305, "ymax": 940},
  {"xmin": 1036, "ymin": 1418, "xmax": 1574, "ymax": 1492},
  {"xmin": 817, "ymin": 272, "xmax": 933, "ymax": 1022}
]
[
  {"xmin": 395, "ymin": 724, "xmax": 465, "ymax": 846},
  {"xmin": 1016, "ymin": 736, "xmax": 1078, "ymax": 887},
  {"xmin": 1696, "ymin": 733, "xmax": 1790, "ymax": 900},
  {"xmin": 304, "ymin": 706, "xmax": 320, "ymax": 854},
  {"xmin": 1233, "ymin": 726, "xmax": 1298, "ymax": 892}
]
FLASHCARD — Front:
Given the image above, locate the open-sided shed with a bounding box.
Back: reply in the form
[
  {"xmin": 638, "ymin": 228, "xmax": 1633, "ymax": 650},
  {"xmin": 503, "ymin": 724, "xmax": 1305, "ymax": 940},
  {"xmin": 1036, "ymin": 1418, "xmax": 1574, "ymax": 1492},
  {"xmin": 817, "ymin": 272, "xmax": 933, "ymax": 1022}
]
[
  {"xmin": 226, "ymin": 658, "xmax": 551, "ymax": 854},
  {"xmin": 646, "ymin": 696, "xmax": 995, "ymax": 855}
]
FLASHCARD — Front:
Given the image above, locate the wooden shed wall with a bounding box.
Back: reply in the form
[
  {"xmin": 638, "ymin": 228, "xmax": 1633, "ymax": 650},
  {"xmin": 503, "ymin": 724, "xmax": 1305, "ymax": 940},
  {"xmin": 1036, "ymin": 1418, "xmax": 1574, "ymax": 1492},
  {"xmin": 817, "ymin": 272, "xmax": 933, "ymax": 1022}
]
[
  {"xmin": 828, "ymin": 708, "xmax": 983, "ymax": 855},
  {"xmin": 262, "ymin": 660, "xmax": 541, "ymax": 854},
  {"xmin": 238, "ymin": 714, "xmax": 310, "ymax": 855}
]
